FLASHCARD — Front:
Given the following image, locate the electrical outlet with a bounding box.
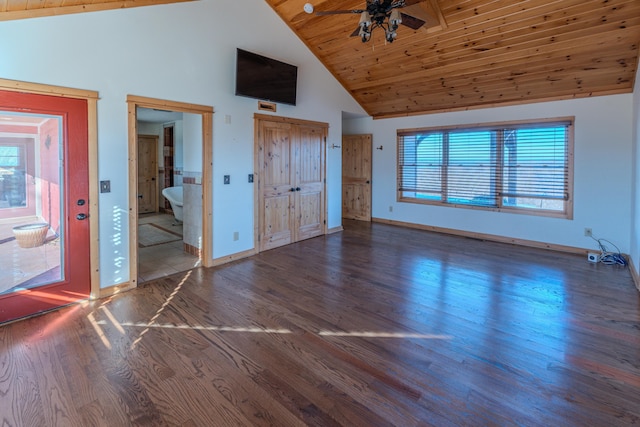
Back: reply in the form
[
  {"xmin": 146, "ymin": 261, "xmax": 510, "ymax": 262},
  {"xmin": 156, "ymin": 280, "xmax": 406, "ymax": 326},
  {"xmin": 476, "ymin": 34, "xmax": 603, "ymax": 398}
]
[
  {"xmin": 233, "ymin": 231, "xmax": 239, "ymax": 241},
  {"xmin": 224, "ymin": 175, "xmax": 230, "ymax": 185},
  {"xmin": 389, "ymin": 206, "xmax": 393, "ymax": 212},
  {"xmin": 587, "ymin": 252, "xmax": 599, "ymax": 263},
  {"xmin": 584, "ymin": 228, "xmax": 592, "ymax": 237}
]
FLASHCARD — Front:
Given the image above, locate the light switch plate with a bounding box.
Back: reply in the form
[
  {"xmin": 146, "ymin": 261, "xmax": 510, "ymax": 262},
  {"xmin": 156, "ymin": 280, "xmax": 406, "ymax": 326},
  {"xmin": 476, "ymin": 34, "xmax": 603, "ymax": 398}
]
[{"xmin": 100, "ymin": 180, "xmax": 111, "ymax": 193}]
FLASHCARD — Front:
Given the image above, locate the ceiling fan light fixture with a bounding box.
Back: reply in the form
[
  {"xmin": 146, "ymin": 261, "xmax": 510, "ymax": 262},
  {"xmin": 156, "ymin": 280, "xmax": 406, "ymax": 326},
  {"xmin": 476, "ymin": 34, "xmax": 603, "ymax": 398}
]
[
  {"xmin": 389, "ymin": 9, "xmax": 402, "ymax": 28},
  {"xmin": 385, "ymin": 28, "xmax": 397, "ymax": 43},
  {"xmin": 359, "ymin": 27, "xmax": 372, "ymax": 42},
  {"xmin": 314, "ymin": 0, "xmax": 421, "ymax": 43},
  {"xmin": 359, "ymin": 11, "xmax": 372, "ymax": 29}
]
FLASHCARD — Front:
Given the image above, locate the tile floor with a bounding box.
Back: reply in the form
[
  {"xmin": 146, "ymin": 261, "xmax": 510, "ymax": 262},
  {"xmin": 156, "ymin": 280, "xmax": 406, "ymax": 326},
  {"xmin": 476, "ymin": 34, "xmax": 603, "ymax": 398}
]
[
  {"xmin": 137, "ymin": 213, "xmax": 201, "ymax": 283},
  {"xmin": 0, "ymin": 217, "xmax": 62, "ymax": 295}
]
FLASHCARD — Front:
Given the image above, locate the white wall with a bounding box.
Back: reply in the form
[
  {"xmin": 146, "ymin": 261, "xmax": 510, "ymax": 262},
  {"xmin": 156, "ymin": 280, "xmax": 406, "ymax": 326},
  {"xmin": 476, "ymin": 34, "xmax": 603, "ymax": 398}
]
[
  {"xmin": 182, "ymin": 113, "xmax": 201, "ymax": 174},
  {"xmin": 137, "ymin": 122, "xmax": 163, "ymax": 140},
  {"xmin": 632, "ymin": 69, "xmax": 640, "ymax": 279},
  {"xmin": 0, "ymin": 0, "xmax": 365, "ymax": 288},
  {"xmin": 344, "ymin": 95, "xmax": 634, "ymax": 254}
]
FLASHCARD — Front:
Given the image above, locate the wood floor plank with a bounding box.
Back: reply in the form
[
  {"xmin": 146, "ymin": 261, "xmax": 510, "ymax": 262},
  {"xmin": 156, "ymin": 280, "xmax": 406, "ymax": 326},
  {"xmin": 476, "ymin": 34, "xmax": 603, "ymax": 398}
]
[
  {"xmin": 31, "ymin": 324, "xmax": 84, "ymax": 426},
  {"xmin": 0, "ymin": 324, "xmax": 47, "ymax": 427},
  {"xmin": 0, "ymin": 219, "xmax": 639, "ymax": 426}
]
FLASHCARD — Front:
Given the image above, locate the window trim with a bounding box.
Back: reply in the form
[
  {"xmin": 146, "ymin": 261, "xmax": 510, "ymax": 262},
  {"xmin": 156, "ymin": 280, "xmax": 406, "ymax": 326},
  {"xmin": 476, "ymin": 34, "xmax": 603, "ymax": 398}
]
[{"xmin": 397, "ymin": 117, "xmax": 574, "ymax": 219}]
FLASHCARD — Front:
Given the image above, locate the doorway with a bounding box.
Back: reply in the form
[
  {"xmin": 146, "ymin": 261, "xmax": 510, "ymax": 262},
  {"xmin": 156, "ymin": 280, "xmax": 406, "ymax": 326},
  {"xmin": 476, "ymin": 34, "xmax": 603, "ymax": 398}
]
[
  {"xmin": 126, "ymin": 96, "xmax": 213, "ymax": 292},
  {"xmin": 0, "ymin": 83, "xmax": 99, "ymax": 323},
  {"xmin": 136, "ymin": 110, "xmax": 193, "ymax": 283}
]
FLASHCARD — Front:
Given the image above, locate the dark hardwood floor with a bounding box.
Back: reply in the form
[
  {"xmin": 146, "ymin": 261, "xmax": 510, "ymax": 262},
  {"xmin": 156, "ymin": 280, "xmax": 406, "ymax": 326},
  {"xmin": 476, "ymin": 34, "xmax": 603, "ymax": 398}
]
[{"xmin": 1, "ymin": 220, "xmax": 639, "ymax": 426}]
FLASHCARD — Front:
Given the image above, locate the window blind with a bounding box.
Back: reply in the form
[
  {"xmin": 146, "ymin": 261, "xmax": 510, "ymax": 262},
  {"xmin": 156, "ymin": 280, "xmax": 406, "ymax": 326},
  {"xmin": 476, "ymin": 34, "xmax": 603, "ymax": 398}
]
[{"xmin": 397, "ymin": 120, "xmax": 572, "ymax": 215}]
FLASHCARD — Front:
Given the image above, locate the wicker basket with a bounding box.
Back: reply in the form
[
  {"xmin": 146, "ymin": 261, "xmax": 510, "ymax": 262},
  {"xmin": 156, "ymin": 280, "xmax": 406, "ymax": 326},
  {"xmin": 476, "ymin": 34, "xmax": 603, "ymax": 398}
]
[{"xmin": 12, "ymin": 223, "xmax": 50, "ymax": 248}]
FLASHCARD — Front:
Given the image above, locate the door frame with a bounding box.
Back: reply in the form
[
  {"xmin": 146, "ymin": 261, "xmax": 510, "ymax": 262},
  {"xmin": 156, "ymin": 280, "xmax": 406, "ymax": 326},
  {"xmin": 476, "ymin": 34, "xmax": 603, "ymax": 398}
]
[
  {"xmin": 0, "ymin": 78, "xmax": 100, "ymax": 299},
  {"xmin": 253, "ymin": 113, "xmax": 328, "ymax": 253},
  {"xmin": 126, "ymin": 95, "xmax": 214, "ymax": 293}
]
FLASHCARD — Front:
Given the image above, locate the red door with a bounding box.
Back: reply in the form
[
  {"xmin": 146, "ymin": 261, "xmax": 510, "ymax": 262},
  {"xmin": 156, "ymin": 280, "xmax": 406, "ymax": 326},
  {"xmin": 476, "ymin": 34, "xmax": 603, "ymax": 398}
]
[{"xmin": 0, "ymin": 90, "xmax": 90, "ymax": 323}]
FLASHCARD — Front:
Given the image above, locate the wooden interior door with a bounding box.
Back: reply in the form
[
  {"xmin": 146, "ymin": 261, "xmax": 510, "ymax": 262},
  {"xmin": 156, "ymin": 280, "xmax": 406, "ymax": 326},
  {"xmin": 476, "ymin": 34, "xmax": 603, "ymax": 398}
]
[
  {"xmin": 258, "ymin": 120, "xmax": 295, "ymax": 251},
  {"xmin": 295, "ymin": 125, "xmax": 325, "ymax": 241},
  {"xmin": 342, "ymin": 134, "xmax": 372, "ymax": 221},
  {"xmin": 257, "ymin": 116, "xmax": 327, "ymax": 252},
  {"xmin": 137, "ymin": 134, "xmax": 158, "ymax": 214},
  {"xmin": 0, "ymin": 90, "xmax": 91, "ymax": 323}
]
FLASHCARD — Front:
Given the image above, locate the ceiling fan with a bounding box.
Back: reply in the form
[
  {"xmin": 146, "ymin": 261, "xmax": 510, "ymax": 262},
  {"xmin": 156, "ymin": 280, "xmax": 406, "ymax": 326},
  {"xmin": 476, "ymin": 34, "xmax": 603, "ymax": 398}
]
[{"xmin": 303, "ymin": 0, "xmax": 427, "ymax": 43}]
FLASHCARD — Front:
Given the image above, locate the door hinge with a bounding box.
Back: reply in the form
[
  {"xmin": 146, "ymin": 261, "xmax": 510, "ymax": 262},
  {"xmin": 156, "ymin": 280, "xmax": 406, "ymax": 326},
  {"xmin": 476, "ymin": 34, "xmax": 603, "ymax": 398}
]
[{"xmin": 324, "ymin": 220, "xmax": 326, "ymax": 224}]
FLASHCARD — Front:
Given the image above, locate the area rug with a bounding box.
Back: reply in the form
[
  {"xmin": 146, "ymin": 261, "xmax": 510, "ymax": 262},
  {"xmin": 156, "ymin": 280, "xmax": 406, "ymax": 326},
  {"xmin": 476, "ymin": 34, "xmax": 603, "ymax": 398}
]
[{"xmin": 138, "ymin": 223, "xmax": 182, "ymax": 247}]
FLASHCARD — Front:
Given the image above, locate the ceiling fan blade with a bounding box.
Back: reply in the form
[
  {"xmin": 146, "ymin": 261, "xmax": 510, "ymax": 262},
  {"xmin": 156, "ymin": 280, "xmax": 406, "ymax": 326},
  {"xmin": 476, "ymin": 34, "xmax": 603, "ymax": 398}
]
[
  {"xmin": 316, "ymin": 9, "xmax": 363, "ymax": 15},
  {"xmin": 401, "ymin": 1, "xmax": 441, "ymax": 29},
  {"xmin": 400, "ymin": 13, "xmax": 426, "ymax": 30}
]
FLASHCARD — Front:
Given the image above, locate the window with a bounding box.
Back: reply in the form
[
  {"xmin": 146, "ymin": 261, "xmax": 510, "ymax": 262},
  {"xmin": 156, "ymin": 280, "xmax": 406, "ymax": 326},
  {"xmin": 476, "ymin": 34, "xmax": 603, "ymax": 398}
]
[
  {"xmin": 0, "ymin": 143, "xmax": 27, "ymax": 209},
  {"xmin": 397, "ymin": 118, "xmax": 573, "ymax": 218}
]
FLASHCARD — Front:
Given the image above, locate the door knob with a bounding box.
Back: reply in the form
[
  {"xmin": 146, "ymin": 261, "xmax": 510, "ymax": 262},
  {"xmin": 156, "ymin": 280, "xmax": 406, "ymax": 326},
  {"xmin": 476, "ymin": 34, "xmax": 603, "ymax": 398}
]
[{"xmin": 76, "ymin": 213, "xmax": 88, "ymax": 220}]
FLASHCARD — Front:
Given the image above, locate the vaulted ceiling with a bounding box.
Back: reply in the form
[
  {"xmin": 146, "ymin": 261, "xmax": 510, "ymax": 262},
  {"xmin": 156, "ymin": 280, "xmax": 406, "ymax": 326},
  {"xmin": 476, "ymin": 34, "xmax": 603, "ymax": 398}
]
[
  {"xmin": 268, "ymin": 0, "xmax": 640, "ymax": 118},
  {"xmin": 2, "ymin": 0, "xmax": 639, "ymax": 119}
]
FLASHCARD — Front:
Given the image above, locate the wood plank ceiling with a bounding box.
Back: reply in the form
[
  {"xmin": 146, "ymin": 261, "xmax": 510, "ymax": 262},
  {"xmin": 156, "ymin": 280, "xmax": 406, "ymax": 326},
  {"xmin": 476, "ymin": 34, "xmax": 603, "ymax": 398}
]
[
  {"xmin": 1, "ymin": 1, "xmax": 638, "ymax": 118},
  {"xmin": 268, "ymin": 0, "xmax": 640, "ymax": 118},
  {"xmin": 0, "ymin": 0, "xmax": 193, "ymax": 22}
]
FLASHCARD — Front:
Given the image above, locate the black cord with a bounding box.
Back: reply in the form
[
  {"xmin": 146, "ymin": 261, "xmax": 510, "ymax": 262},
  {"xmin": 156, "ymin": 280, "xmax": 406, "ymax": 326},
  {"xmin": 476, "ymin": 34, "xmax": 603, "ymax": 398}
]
[{"xmin": 589, "ymin": 235, "xmax": 627, "ymax": 266}]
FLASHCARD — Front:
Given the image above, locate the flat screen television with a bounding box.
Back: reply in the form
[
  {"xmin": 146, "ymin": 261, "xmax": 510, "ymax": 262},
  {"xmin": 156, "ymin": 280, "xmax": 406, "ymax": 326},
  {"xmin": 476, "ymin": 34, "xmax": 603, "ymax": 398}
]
[{"xmin": 235, "ymin": 48, "xmax": 298, "ymax": 106}]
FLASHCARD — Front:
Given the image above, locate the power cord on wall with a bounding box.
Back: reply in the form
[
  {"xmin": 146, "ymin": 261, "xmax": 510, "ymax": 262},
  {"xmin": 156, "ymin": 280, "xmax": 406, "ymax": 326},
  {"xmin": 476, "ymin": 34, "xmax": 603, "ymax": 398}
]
[{"xmin": 589, "ymin": 235, "xmax": 627, "ymax": 266}]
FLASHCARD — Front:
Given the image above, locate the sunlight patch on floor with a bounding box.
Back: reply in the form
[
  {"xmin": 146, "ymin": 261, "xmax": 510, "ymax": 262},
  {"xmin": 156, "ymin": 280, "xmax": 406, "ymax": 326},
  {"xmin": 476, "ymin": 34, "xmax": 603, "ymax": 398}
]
[
  {"xmin": 108, "ymin": 323, "xmax": 293, "ymax": 334},
  {"xmin": 131, "ymin": 270, "xmax": 191, "ymax": 349}
]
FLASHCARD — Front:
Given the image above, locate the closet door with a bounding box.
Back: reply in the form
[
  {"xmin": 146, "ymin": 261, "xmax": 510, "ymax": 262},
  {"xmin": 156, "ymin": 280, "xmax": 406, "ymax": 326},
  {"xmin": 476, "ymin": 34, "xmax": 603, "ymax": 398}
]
[
  {"xmin": 258, "ymin": 120, "xmax": 295, "ymax": 251},
  {"xmin": 256, "ymin": 116, "xmax": 327, "ymax": 252},
  {"xmin": 294, "ymin": 124, "xmax": 325, "ymax": 241}
]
